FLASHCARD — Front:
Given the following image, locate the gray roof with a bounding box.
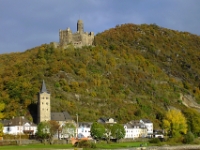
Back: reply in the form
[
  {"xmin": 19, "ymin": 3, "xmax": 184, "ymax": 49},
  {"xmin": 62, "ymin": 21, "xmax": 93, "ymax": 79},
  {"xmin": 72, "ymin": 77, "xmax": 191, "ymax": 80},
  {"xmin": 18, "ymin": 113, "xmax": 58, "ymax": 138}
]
[
  {"xmin": 140, "ymin": 119, "xmax": 152, "ymax": 123},
  {"xmin": 97, "ymin": 117, "xmax": 116, "ymax": 123},
  {"xmin": 125, "ymin": 120, "xmax": 146, "ymax": 129},
  {"xmin": 40, "ymin": 80, "xmax": 49, "ymax": 93},
  {"xmin": 0, "ymin": 116, "xmax": 36, "ymax": 126},
  {"xmin": 51, "ymin": 111, "xmax": 72, "ymax": 121}
]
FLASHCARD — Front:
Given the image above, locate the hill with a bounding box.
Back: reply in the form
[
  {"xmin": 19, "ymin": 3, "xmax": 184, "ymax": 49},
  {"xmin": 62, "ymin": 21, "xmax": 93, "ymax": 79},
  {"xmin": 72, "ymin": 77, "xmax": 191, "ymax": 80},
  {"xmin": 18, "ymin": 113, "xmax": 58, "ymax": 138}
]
[{"xmin": 0, "ymin": 23, "xmax": 200, "ymax": 131}]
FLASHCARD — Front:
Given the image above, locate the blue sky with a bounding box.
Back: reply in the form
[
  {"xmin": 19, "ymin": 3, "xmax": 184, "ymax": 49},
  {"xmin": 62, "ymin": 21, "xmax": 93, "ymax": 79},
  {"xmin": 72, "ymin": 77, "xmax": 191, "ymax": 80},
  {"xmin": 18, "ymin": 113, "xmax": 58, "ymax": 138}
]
[{"xmin": 0, "ymin": 0, "xmax": 200, "ymax": 54}]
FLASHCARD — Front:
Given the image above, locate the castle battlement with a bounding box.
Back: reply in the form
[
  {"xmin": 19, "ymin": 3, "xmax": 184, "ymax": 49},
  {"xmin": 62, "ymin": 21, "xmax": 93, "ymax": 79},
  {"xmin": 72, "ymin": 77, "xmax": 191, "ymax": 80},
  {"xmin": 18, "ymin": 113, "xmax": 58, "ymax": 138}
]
[{"xmin": 58, "ymin": 20, "xmax": 94, "ymax": 48}]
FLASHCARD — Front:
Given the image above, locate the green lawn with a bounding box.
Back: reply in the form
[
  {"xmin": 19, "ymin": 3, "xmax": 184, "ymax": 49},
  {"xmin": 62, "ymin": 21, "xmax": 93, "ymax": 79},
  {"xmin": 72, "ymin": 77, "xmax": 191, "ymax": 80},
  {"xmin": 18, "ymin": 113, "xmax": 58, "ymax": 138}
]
[
  {"xmin": 96, "ymin": 141, "xmax": 146, "ymax": 149},
  {"xmin": 0, "ymin": 142, "xmax": 147, "ymax": 150}
]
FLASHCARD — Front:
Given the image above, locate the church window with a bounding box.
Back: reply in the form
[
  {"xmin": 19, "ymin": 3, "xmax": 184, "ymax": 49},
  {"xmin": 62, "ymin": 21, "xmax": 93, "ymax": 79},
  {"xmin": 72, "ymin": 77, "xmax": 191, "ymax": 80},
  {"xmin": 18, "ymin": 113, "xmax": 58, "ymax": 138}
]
[
  {"xmin": 46, "ymin": 97, "xmax": 48, "ymax": 99},
  {"xmin": 46, "ymin": 102, "xmax": 48, "ymax": 105}
]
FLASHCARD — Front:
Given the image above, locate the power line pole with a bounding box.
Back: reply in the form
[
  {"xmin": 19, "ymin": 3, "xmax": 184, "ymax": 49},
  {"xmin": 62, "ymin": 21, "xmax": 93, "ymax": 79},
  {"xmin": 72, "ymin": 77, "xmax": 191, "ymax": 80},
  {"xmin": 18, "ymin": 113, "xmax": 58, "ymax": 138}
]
[{"xmin": 76, "ymin": 114, "xmax": 79, "ymax": 138}]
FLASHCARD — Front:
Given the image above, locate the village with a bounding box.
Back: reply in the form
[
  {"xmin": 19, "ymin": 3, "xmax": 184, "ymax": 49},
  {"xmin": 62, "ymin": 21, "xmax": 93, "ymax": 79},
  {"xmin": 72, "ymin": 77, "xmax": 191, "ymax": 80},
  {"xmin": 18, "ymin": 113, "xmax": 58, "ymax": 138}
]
[{"xmin": 0, "ymin": 80, "xmax": 164, "ymax": 143}]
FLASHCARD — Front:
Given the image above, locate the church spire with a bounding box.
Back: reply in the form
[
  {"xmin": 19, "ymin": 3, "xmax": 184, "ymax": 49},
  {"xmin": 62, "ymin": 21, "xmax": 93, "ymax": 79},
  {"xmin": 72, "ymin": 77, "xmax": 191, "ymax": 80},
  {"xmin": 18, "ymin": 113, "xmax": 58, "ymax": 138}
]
[{"xmin": 41, "ymin": 80, "xmax": 48, "ymax": 93}]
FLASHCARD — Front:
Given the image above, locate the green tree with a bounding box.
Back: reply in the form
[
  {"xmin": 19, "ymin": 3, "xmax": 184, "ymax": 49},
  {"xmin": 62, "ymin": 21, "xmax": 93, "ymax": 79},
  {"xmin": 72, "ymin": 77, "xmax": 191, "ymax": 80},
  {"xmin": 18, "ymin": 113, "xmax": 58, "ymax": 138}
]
[
  {"xmin": 162, "ymin": 109, "xmax": 187, "ymax": 137},
  {"xmin": 110, "ymin": 123, "xmax": 125, "ymax": 141},
  {"xmin": 49, "ymin": 120, "xmax": 60, "ymax": 140},
  {"xmin": 36, "ymin": 122, "xmax": 51, "ymax": 140},
  {"xmin": 183, "ymin": 131, "xmax": 195, "ymax": 144},
  {"xmin": 62, "ymin": 122, "xmax": 76, "ymax": 138},
  {"xmin": 104, "ymin": 124, "xmax": 112, "ymax": 143},
  {"xmin": 90, "ymin": 122, "xmax": 105, "ymax": 140}
]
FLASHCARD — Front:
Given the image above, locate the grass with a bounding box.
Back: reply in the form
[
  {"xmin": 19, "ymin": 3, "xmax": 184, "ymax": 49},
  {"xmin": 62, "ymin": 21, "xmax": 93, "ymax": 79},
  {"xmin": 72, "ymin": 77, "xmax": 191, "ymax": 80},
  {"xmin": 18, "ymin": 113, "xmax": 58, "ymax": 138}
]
[
  {"xmin": 0, "ymin": 143, "xmax": 74, "ymax": 150},
  {"xmin": 95, "ymin": 141, "xmax": 147, "ymax": 149},
  {"xmin": 0, "ymin": 141, "xmax": 147, "ymax": 150}
]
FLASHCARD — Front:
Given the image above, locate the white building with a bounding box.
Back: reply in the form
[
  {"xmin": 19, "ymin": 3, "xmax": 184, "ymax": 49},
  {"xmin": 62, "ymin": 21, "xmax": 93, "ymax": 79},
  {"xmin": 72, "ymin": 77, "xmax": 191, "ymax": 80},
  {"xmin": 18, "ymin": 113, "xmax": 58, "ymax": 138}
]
[
  {"xmin": 0, "ymin": 116, "xmax": 37, "ymax": 135},
  {"xmin": 124, "ymin": 120, "xmax": 147, "ymax": 139},
  {"xmin": 140, "ymin": 119, "xmax": 153, "ymax": 136},
  {"xmin": 77, "ymin": 122, "xmax": 92, "ymax": 138}
]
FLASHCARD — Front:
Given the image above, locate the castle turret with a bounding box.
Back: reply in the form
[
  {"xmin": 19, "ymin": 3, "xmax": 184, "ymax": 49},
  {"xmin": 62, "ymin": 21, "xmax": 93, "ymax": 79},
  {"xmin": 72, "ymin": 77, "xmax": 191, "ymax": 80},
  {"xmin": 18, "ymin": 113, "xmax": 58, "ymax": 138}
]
[{"xmin": 77, "ymin": 20, "xmax": 84, "ymax": 33}]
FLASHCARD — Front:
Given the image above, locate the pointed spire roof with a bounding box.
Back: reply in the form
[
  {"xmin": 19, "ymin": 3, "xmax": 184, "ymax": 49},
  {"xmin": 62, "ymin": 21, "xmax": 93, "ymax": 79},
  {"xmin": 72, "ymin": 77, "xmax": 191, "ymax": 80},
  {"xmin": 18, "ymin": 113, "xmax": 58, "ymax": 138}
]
[{"xmin": 40, "ymin": 80, "xmax": 48, "ymax": 93}]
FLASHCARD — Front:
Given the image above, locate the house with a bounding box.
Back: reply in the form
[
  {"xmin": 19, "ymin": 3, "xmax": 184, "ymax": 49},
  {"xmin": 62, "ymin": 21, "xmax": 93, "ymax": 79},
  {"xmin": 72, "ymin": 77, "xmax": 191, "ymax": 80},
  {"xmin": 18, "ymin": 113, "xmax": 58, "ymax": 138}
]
[
  {"xmin": 140, "ymin": 119, "xmax": 153, "ymax": 137},
  {"xmin": 0, "ymin": 116, "xmax": 37, "ymax": 135},
  {"xmin": 51, "ymin": 112, "xmax": 76, "ymax": 139},
  {"xmin": 124, "ymin": 120, "xmax": 147, "ymax": 139},
  {"xmin": 77, "ymin": 122, "xmax": 92, "ymax": 138},
  {"xmin": 97, "ymin": 117, "xmax": 117, "ymax": 124}
]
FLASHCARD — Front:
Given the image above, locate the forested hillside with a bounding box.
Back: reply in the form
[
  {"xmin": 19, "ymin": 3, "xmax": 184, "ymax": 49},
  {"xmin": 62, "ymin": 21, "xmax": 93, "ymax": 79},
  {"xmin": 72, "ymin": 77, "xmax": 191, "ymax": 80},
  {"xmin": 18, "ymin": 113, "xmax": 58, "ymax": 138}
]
[{"xmin": 0, "ymin": 23, "xmax": 200, "ymax": 132}]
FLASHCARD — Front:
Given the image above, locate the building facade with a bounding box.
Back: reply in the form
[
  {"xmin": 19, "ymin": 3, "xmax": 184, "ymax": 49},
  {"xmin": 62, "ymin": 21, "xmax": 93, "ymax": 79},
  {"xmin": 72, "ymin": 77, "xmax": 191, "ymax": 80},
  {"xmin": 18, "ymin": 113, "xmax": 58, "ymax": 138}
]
[
  {"xmin": 140, "ymin": 119, "xmax": 153, "ymax": 136},
  {"xmin": 124, "ymin": 120, "xmax": 147, "ymax": 139}
]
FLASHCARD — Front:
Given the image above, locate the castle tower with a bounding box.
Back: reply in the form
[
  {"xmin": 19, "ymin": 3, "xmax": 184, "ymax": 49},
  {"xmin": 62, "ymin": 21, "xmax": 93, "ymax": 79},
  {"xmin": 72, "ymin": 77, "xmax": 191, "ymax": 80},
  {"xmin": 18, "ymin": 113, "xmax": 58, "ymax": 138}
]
[
  {"xmin": 77, "ymin": 20, "xmax": 84, "ymax": 33},
  {"xmin": 38, "ymin": 80, "xmax": 51, "ymax": 123}
]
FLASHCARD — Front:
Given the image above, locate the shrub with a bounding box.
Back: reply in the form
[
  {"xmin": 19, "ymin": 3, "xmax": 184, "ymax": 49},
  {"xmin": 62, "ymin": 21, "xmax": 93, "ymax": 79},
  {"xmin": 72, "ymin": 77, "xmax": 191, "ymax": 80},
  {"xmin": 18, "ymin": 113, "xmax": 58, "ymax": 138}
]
[
  {"xmin": 149, "ymin": 138, "xmax": 160, "ymax": 144},
  {"xmin": 75, "ymin": 140, "xmax": 96, "ymax": 148},
  {"xmin": 183, "ymin": 132, "xmax": 195, "ymax": 144}
]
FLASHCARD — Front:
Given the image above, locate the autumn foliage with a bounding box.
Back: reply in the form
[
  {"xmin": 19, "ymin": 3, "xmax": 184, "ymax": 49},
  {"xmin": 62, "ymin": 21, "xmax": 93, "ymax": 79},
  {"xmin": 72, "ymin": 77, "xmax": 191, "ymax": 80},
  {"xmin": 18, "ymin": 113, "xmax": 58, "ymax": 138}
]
[{"xmin": 0, "ymin": 23, "xmax": 200, "ymax": 135}]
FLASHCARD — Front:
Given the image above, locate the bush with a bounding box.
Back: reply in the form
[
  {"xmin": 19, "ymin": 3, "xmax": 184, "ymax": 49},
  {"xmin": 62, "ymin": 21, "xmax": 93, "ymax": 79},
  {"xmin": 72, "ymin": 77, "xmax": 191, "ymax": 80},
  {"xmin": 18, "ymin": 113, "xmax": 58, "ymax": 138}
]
[
  {"xmin": 183, "ymin": 132, "xmax": 195, "ymax": 144},
  {"xmin": 75, "ymin": 140, "xmax": 96, "ymax": 148},
  {"xmin": 149, "ymin": 138, "xmax": 160, "ymax": 144}
]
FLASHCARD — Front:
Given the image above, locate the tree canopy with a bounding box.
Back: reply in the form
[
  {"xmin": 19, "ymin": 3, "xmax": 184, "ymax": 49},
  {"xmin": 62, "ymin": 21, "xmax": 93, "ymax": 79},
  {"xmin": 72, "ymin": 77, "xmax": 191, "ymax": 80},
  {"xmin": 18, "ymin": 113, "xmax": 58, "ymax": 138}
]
[
  {"xmin": 36, "ymin": 121, "xmax": 51, "ymax": 139},
  {"xmin": 110, "ymin": 123, "xmax": 125, "ymax": 140},
  {"xmin": 162, "ymin": 109, "xmax": 187, "ymax": 137},
  {"xmin": 90, "ymin": 122, "xmax": 105, "ymax": 140},
  {"xmin": 62, "ymin": 122, "xmax": 76, "ymax": 138}
]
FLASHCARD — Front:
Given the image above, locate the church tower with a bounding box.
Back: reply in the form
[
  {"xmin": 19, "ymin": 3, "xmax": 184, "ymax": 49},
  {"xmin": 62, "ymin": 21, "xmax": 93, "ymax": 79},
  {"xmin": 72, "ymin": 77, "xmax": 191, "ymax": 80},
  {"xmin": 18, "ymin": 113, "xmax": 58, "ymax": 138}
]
[{"xmin": 38, "ymin": 80, "xmax": 51, "ymax": 123}]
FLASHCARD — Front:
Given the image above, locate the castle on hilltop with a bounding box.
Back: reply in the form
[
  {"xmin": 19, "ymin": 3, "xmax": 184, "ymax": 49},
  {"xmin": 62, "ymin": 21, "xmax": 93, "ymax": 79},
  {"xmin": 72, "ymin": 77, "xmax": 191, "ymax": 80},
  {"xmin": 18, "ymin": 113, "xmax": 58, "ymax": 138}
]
[{"xmin": 53, "ymin": 20, "xmax": 94, "ymax": 48}]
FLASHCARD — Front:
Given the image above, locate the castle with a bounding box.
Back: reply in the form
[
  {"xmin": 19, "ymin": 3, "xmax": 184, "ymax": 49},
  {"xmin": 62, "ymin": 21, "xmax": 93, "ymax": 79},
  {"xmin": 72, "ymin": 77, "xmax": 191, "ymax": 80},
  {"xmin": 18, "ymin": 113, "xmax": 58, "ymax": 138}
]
[{"xmin": 53, "ymin": 20, "xmax": 94, "ymax": 48}]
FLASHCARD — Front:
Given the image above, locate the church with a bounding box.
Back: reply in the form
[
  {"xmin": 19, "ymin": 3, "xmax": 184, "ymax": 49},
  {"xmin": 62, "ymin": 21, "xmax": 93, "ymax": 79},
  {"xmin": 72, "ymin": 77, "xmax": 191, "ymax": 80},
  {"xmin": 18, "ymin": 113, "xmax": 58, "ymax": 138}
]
[{"xmin": 37, "ymin": 80, "xmax": 74, "ymax": 125}]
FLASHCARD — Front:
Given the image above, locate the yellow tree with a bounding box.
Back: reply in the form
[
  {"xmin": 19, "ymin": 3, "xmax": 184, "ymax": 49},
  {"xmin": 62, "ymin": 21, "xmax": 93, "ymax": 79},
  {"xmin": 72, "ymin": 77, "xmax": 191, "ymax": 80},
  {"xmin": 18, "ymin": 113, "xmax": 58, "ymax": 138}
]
[{"xmin": 163, "ymin": 109, "xmax": 187, "ymax": 137}]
